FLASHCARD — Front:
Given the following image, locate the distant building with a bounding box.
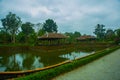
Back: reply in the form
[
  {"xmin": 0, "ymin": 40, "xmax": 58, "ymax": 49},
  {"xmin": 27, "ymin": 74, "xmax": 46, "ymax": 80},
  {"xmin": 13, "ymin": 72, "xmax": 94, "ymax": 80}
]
[
  {"xmin": 38, "ymin": 33, "xmax": 68, "ymax": 45},
  {"xmin": 76, "ymin": 35, "xmax": 96, "ymax": 42}
]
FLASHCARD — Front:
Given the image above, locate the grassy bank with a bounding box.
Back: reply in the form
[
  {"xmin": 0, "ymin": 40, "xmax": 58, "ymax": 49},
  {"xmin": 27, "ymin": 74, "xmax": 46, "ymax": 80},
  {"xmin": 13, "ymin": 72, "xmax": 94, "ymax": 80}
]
[{"xmin": 16, "ymin": 46, "xmax": 120, "ymax": 80}]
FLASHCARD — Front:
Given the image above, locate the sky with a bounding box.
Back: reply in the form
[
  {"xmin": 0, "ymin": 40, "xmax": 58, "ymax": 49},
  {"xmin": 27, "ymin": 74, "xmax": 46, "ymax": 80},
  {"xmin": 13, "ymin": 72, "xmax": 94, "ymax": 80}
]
[{"xmin": 0, "ymin": 0, "xmax": 120, "ymax": 35}]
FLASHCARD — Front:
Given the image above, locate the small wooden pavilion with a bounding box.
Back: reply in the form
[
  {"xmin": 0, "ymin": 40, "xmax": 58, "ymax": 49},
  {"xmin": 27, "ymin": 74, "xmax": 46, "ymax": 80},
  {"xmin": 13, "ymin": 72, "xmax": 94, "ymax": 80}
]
[
  {"xmin": 76, "ymin": 35, "xmax": 96, "ymax": 42},
  {"xmin": 38, "ymin": 33, "xmax": 68, "ymax": 45}
]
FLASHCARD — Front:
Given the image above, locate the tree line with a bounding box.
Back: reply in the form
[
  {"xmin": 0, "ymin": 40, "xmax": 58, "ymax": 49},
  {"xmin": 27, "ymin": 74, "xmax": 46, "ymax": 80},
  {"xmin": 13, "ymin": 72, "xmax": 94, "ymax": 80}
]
[
  {"xmin": 0, "ymin": 12, "xmax": 58, "ymax": 45},
  {"xmin": 0, "ymin": 12, "xmax": 120, "ymax": 45},
  {"xmin": 94, "ymin": 24, "xmax": 120, "ymax": 44}
]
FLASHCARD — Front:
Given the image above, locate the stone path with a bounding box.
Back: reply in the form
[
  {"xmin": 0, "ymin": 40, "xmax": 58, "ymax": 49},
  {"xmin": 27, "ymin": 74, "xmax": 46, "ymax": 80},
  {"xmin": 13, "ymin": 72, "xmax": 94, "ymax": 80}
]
[{"xmin": 52, "ymin": 49, "xmax": 120, "ymax": 80}]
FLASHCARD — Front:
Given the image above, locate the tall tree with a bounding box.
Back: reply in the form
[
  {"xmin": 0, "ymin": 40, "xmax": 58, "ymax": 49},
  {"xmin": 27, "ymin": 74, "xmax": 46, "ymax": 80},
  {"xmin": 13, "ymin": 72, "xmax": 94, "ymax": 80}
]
[
  {"xmin": 42, "ymin": 19, "xmax": 58, "ymax": 33},
  {"xmin": 21, "ymin": 22, "xmax": 34, "ymax": 36},
  {"xmin": 105, "ymin": 29, "xmax": 115, "ymax": 41},
  {"xmin": 74, "ymin": 31, "xmax": 81, "ymax": 38},
  {"xmin": 1, "ymin": 12, "xmax": 22, "ymax": 43},
  {"xmin": 34, "ymin": 23, "xmax": 43, "ymax": 34},
  {"xmin": 38, "ymin": 29, "xmax": 45, "ymax": 36},
  {"xmin": 21, "ymin": 22, "xmax": 35, "ymax": 43},
  {"xmin": 0, "ymin": 30, "xmax": 11, "ymax": 43},
  {"xmin": 116, "ymin": 29, "xmax": 120, "ymax": 37},
  {"xmin": 114, "ymin": 28, "xmax": 120, "ymax": 44},
  {"xmin": 64, "ymin": 31, "xmax": 81, "ymax": 43},
  {"xmin": 93, "ymin": 24, "xmax": 106, "ymax": 40}
]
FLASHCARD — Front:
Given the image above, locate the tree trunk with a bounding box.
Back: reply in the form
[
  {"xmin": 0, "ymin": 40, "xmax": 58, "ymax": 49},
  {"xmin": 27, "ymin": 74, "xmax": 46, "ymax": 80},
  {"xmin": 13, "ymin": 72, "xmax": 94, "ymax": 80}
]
[{"xmin": 12, "ymin": 33, "xmax": 16, "ymax": 43}]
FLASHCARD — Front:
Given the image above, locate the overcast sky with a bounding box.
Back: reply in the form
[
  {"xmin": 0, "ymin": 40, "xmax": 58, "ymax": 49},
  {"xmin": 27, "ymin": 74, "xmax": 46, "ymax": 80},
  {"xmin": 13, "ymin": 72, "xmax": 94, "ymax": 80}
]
[{"xmin": 0, "ymin": 0, "xmax": 120, "ymax": 35}]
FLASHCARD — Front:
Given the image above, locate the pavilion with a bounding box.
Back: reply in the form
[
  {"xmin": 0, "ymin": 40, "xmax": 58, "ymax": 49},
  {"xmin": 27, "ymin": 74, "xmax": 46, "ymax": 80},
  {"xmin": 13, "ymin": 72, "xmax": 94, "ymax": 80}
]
[{"xmin": 38, "ymin": 33, "xmax": 68, "ymax": 45}]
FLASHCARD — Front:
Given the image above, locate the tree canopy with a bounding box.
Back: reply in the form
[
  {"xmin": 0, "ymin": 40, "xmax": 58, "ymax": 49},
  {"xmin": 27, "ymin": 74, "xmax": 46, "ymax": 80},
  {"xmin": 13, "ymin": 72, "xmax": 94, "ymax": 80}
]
[
  {"xmin": 42, "ymin": 19, "xmax": 58, "ymax": 33},
  {"xmin": 105, "ymin": 29, "xmax": 115, "ymax": 41},
  {"xmin": 0, "ymin": 12, "xmax": 120, "ymax": 45},
  {"xmin": 94, "ymin": 24, "xmax": 106, "ymax": 40},
  {"xmin": 20, "ymin": 22, "xmax": 35, "ymax": 43},
  {"xmin": 1, "ymin": 12, "xmax": 22, "ymax": 43},
  {"xmin": 65, "ymin": 31, "xmax": 81, "ymax": 42},
  {"xmin": 116, "ymin": 29, "xmax": 120, "ymax": 37},
  {"xmin": 21, "ymin": 22, "xmax": 34, "ymax": 36}
]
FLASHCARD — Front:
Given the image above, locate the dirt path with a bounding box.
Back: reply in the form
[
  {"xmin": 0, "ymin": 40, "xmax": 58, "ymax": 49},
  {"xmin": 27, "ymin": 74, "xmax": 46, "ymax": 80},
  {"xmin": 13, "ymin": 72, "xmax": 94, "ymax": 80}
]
[{"xmin": 52, "ymin": 49, "xmax": 120, "ymax": 80}]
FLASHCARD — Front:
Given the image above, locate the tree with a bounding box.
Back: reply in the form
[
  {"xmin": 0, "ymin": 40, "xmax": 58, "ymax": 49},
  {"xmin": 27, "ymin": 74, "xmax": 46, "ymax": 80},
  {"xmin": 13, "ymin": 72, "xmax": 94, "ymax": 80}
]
[
  {"xmin": 116, "ymin": 29, "xmax": 120, "ymax": 37},
  {"xmin": 114, "ymin": 28, "xmax": 120, "ymax": 44},
  {"xmin": 42, "ymin": 19, "xmax": 58, "ymax": 33},
  {"xmin": 93, "ymin": 24, "xmax": 106, "ymax": 40},
  {"xmin": 105, "ymin": 29, "xmax": 115, "ymax": 41},
  {"xmin": 38, "ymin": 29, "xmax": 45, "ymax": 36},
  {"xmin": 74, "ymin": 31, "xmax": 81, "ymax": 38},
  {"xmin": 34, "ymin": 23, "xmax": 43, "ymax": 35},
  {"xmin": 1, "ymin": 12, "xmax": 22, "ymax": 43},
  {"xmin": 64, "ymin": 31, "xmax": 81, "ymax": 43},
  {"xmin": 0, "ymin": 30, "xmax": 11, "ymax": 43},
  {"xmin": 21, "ymin": 22, "xmax": 35, "ymax": 43},
  {"xmin": 65, "ymin": 32, "xmax": 74, "ymax": 43},
  {"xmin": 21, "ymin": 22, "xmax": 34, "ymax": 36},
  {"xmin": 17, "ymin": 32, "xmax": 26, "ymax": 43}
]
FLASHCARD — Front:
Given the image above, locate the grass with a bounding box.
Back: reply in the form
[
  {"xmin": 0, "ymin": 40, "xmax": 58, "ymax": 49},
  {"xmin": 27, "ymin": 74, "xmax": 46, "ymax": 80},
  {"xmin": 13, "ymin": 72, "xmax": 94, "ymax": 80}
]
[{"xmin": 15, "ymin": 46, "xmax": 120, "ymax": 80}]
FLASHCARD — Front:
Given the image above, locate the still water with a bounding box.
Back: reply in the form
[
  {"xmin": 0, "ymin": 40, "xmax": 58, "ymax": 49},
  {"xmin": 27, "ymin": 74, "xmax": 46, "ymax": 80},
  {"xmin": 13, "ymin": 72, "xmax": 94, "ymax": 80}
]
[{"xmin": 0, "ymin": 46, "xmax": 93, "ymax": 72}]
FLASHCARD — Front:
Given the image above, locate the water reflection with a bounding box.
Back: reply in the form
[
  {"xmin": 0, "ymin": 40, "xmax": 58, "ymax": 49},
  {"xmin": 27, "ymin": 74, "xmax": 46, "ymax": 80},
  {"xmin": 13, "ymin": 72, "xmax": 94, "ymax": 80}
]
[
  {"xmin": 0, "ymin": 46, "xmax": 95, "ymax": 72},
  {"xmin": 0, "ymin": 53, "xmax": 44, "ymax": 72},
  {"xmin": 59, "ymin": 51, "xmax": 92, "ymax": 60}
]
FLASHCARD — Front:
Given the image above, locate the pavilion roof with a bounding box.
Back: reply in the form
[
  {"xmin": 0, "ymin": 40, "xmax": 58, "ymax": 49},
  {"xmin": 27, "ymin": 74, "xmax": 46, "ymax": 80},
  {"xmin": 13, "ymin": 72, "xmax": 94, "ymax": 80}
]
[
  {"xmin": 38, "ymin": 33, "xmax": 68, "ymax": 40},
  {"xmin": 76, "ymin": 35, "xmax": 96, "ymax": 40}
]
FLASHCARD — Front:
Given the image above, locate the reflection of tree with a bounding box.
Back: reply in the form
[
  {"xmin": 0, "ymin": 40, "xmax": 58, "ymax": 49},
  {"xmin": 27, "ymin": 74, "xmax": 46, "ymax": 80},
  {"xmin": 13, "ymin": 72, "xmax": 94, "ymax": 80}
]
[
  {"xmin": 0, "ymin": 51, "xmax": 44, "ymax": 71},
  {"xmin": 22, "ymin": 54, "xmax": 44, "ymax": 70},
  {"xmin": 31, "ymin": 56, "xmax": 44, "ymax": 69},
  {"xmin": 22, "ymin": 54, "xmax": 35, "ymax": 70},
  {"xmin": 5, "ymin": 54, "xmax": 22, "ymax": 71}
]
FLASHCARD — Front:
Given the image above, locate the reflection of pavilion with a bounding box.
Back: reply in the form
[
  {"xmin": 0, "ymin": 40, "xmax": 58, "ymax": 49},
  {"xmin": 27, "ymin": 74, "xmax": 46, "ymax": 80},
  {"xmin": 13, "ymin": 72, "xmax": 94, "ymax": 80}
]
[{"xmin": 38, "ymin": 33, "xmax": 68, "ymax": 45}]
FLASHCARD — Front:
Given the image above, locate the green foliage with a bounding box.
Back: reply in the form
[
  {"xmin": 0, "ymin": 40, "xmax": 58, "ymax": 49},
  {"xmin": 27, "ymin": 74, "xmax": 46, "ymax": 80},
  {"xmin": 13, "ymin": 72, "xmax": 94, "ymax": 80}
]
[
  {"xmin": 42, "ymin": 19, "xmax": 58, "ymax": 33},
  {"xmin": 105, "ymin": 29, "xmax": 115, "ymax": 41},
  {"xmin": 20, "ymin": 22, "xmax": 36, "ymax": 44},
  {"xmin": 16, "ymin": 32, "xmax": 26, "ymax": 43},
  {"xmin": 94, "ymin": 24, "xmax": 106, "ymax": 40},
  {"xmin": 28, "ymin": 32, "xmax": 37, "ymax": 45},
  {"xmin": 65, "ymin": 32, "xmax": 74, "ymax": 43},
  {"xmin": 74, "ymin": 31, "xmax": 81, "ymax": 38},
  {"xmin": 1, "ymin": 12, "xmax": 22, "ymax": 43},
  {"xmin": 114, "ymin": 37, "xmax": 120, "ymax": 45},
  {"xmin": 65, "ymin": 31, "xmax": 81, "ymax": 43},
  {"xmin": 38, "ymin": 29, "xmax": 45, "ymax": 36},
  {"xmin": 114, "ymin": 28, "xmax": 120, "ymax": 44},
  {"xmin": 21, "ymin": 22, "xmax": 34, "ymax": 36},
  {"xmin": 116, "ymin": 28, "xmax": 120, "ymax": 37},
  {"xmin": 16, "ymin": 46, "xmax": 119, "ymax": 80},
  {"xmin": 0, "ymin": 30, "xmax": 11, "ymax": 43}
]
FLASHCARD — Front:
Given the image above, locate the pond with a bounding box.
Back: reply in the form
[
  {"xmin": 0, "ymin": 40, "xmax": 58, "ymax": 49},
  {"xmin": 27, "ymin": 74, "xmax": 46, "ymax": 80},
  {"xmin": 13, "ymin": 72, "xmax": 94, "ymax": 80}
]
[{"xmin": 0, "ymin": 46, "xmax": 96, "ymax": 72}]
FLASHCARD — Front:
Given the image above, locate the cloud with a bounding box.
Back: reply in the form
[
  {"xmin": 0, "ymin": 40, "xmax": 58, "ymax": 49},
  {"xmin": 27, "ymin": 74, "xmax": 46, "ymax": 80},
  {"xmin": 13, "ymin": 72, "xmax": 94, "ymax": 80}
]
[{"xmin": 0, "ymin": 0, "xmax": 120, "ymax": 35}]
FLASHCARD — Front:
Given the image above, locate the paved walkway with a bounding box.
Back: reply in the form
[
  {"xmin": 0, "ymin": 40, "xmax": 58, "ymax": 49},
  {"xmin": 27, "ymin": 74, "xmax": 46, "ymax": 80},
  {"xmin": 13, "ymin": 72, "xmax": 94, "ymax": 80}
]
[{"xmin": 52, "ymin": 49, "xmax": 120, "ymax": 80}]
